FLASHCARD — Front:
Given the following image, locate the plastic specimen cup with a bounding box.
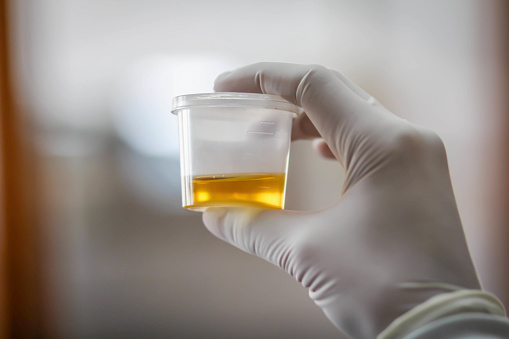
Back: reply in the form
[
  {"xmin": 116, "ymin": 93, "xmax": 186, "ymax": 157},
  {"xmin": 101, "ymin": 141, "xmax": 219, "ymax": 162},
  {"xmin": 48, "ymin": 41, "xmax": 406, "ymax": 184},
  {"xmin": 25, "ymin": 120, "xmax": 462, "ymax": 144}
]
[{"xmin": 171, "ymin": 92, "xmax": 300, "ymax": 211}]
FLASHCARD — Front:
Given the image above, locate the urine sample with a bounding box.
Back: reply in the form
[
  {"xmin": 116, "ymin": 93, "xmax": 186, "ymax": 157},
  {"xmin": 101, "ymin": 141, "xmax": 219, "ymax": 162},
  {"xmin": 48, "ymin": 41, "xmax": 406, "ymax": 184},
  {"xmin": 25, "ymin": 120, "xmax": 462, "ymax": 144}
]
[
  {"xmin": 171, "ymin": 93, "xmax": 300, "ymax": 211},
  {"xmin": 184, "ymin": 172, "xmax": 286, "ymax": 211}
]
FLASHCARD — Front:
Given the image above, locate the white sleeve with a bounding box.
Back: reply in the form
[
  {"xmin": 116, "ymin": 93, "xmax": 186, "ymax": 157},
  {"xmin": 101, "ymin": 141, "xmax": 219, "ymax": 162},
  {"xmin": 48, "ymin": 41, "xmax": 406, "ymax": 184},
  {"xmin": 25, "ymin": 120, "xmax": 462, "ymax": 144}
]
[
  {"xmin": 404, "ymin": 313, "xmax": 509, "ymax": 339},
  {"xmin": 378, "ymin": 289, "xmax": 507, "ymax": 339}
]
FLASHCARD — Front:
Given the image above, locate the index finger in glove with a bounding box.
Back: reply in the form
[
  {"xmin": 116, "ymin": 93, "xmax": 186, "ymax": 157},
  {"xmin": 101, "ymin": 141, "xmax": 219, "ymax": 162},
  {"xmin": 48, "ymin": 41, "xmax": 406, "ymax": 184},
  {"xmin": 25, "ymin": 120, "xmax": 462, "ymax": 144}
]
[{"xmin": 214, "ymin": 63, "xmax": 394, "ymax": 154}]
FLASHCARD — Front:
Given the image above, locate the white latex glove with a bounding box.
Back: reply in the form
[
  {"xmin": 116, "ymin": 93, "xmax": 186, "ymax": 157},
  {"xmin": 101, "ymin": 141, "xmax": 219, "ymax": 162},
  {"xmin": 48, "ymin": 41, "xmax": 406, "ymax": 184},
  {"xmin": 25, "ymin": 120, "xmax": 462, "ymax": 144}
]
[{"xmin": 202, "ymin": 62, "xmax": 481, "ymax": 339}]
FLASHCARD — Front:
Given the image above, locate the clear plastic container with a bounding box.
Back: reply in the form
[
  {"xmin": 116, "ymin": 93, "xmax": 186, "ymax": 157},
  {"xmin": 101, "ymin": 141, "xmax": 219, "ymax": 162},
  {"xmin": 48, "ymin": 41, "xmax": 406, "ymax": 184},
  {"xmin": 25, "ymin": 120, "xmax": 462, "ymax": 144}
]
[{"xmin": 171, "ymin": 92, "xmax": 300, "ymax": 211}]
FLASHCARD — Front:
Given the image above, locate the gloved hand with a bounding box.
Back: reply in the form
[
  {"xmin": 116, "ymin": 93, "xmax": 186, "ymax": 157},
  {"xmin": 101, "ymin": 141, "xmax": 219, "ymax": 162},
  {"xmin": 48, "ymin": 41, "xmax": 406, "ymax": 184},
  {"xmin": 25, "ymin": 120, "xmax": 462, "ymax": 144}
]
[{"xmin": 202, "ymin": 62, "xmax": 481, "ymax": 339}]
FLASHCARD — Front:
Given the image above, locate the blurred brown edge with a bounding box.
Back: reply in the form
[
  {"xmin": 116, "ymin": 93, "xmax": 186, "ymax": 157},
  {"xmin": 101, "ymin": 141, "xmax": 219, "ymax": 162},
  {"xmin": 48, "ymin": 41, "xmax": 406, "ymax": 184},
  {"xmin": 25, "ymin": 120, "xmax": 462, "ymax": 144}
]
[
  {"xmin": 1, "ymin": 0, "xmax": 47, "ymax": 337},
  {"xmin": 483, "ymin": 0, "xmax": 509, "ymax": 309},
  {"xmin": 500, "ymin": 0, "xmax": 509, "ymax": 309}
]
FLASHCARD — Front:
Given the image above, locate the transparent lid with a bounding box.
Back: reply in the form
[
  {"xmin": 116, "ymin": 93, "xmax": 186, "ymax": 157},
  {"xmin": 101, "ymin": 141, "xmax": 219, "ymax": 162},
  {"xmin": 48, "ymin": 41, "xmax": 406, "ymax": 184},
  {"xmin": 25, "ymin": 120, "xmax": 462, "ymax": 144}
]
[{"xmin": 171, "ymin": 92, "xmax": 302, "ymax": 116}]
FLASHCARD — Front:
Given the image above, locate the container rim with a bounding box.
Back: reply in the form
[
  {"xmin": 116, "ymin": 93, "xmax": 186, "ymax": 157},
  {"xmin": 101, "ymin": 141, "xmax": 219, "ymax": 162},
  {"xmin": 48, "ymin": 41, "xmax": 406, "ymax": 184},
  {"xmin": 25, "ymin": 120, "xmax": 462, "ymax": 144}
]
[{"xmin": 171, "ymin": 92, "xmax": 303, "ymax": 116}]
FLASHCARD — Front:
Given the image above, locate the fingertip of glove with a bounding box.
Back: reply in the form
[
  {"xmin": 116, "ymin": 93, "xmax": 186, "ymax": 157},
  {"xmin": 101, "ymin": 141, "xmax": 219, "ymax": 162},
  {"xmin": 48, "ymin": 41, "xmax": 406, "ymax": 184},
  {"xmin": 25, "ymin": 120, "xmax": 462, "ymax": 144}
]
[
  {"xmin": 213, "ymin": 71, "xmax": 233, "ymax": 91},
  {"xmin": 202, "ymin": 207, "xmax": 228, "ymax": 236},
  {"xmin": 312, "ymin": 138, "xmax": 337, "ymax": 160}
]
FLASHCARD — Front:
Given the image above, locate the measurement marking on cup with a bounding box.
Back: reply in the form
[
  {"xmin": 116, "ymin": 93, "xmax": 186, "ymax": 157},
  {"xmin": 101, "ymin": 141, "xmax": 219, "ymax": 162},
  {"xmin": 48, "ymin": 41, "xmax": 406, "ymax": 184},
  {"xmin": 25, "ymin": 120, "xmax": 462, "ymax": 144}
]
[
  {"xmin": 246, "ymin": 121, "xmax": 277, "ymax": 135},
  {"xmin": 246, "ymin": 130, "xmax": 275, "ymax": 135}
]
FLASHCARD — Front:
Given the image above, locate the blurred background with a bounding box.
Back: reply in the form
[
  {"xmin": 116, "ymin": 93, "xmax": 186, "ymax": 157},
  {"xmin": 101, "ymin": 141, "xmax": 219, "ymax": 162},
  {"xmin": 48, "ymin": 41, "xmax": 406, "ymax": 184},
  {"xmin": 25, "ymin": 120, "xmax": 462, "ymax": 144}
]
[{"xmin": 1, "ymin": 0, "xmax": 508, "ymax": 338}]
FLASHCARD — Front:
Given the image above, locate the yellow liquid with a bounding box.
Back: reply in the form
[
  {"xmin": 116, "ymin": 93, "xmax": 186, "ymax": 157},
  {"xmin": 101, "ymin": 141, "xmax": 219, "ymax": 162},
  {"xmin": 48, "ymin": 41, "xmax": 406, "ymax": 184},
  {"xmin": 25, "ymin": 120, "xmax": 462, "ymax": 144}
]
[{"xmin": 183, "ymin": 173, "xmax": 286, "ymax": 211}]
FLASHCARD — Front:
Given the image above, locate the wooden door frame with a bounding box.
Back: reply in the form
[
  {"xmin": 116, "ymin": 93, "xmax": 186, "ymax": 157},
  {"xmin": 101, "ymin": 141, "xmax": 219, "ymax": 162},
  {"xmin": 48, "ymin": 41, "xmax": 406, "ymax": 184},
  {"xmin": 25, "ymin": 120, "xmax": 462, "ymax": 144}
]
[{"xmin": 1, "ymin": 0, "xmax": 44, "ymax": 336}]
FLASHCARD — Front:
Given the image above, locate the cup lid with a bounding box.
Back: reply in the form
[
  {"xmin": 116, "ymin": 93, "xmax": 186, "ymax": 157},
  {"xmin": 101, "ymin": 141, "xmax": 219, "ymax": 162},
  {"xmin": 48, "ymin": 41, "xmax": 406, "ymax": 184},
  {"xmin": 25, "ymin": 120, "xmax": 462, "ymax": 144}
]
[{"xmin": 171, "ymin": 92, "xmax": 302, "ymax": 116}]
